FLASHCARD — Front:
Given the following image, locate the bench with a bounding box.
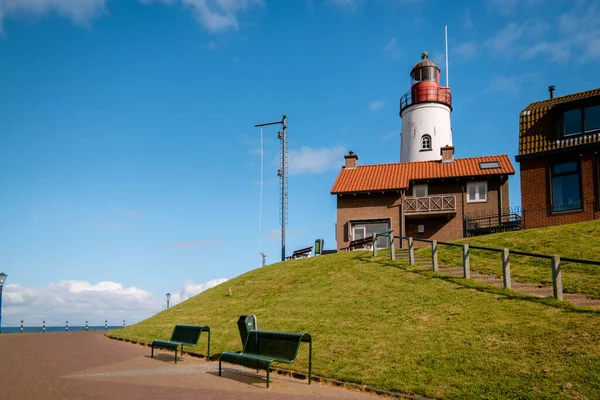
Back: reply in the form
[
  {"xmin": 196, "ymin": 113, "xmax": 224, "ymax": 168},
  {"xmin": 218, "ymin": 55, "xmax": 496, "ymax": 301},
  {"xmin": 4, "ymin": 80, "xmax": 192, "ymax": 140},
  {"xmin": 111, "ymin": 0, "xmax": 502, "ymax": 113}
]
[
  {"xmin": 287, "ymin": 246, "xmax": 313, "ymax": 260},
  {"xmin": 341, "ymin": 236, "xmax": 373, "ymax": 251},
  {"xmin": 151, "ymin": 324, "xmax": 210, "ymax": 363},
  {"xmin": 219, "ymin": 330, "xmax": 312, "ymax": 388}
]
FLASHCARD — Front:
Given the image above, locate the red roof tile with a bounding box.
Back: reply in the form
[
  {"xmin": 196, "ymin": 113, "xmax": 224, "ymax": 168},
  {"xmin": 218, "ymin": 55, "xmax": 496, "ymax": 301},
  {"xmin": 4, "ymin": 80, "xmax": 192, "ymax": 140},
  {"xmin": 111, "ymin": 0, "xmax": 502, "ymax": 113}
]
[{"xmin": 330, "ymin": 155, "xmax": 514, "ymax": 194}]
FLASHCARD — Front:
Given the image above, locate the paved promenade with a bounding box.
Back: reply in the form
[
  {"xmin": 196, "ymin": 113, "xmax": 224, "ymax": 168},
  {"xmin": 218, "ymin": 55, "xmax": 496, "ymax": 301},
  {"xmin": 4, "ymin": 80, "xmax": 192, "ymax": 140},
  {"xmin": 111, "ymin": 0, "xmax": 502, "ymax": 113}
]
[{"xmin": 0, "ymin": 331, "xmax": 383, "ymax": 400}]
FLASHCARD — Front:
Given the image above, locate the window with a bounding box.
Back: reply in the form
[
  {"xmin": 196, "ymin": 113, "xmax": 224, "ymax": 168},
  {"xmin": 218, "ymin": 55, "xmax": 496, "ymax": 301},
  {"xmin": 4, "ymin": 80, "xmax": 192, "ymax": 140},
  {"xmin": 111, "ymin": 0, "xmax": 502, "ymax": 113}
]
[
  {"xmin": 350, "ymin": 220, "xmax": 390, "ymax": 249},
  {"xmin": 585, "ymin": 105, "xmax": 600, "ymax": 132},
  {"xmin": 467, "ymin": 181, "xmax": 487, "ymax": 203},
  {"xmin": 551, "ymin": 161, "xmax": 582, "ymax": 212},
  {"xmin": 479, "ymin": 161, "xmax": 501, "ymax": 169},
  {"xmin": 413, "ymin": 184, "xmax": 428, "ymax": 197},
  {"xmin": 421, "ymin": 135, "xmax": 431, "ymax": 150},
  {"xmin": 564, "ymin": 109, "xmax": 583, "ymax": 136},
  {"xmin": 562, "ymin": 105, "xmax": 600, "ymax": 136}
]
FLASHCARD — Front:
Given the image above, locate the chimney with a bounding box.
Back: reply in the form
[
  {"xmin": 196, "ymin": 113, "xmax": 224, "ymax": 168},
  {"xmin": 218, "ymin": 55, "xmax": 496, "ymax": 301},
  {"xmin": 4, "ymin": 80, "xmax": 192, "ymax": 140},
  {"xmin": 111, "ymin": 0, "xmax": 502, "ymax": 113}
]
[
  {"xmin": 344, "ymin": 150, "xmax": 358, "ymax": 168},
  {"xmin": 440, "ymin": 145, "xmax": 454, "ymax": 163},
  {"xmin": 549, "ymin": 85, "xmax": 555, "ymax": 99}
]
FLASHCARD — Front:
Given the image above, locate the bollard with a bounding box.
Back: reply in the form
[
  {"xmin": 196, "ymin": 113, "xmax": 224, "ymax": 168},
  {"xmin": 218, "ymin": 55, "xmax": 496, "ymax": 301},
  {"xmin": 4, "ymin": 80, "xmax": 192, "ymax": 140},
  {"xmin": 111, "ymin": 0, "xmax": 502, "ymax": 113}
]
[
  {"xmin": 372, "ymin": 233, "xmax": 377, "ymax": 257},
  {"xmin": 390, "ymin": 236, "xmax": 396, "ymax": 260},
  {"xmin": 105, "ymin": 320, "xmax": 108, "ymax": 331},
  {"xmin": 123, "ymin": 320, "xmax": 126, "ymax": 328},
  {"xmin": 85, "ymin": 321, "xmax": 88, "ymax": 332},
  {"xmin": 42, "ymin": 320, "xmax": 46, "ymax": 333},
  {"xmin": 502, "ymin": 248, "xmax": 511, "ymax": 289},
  {"xmin": 431, "ymin": 240, "xmax": 439, "ymax": 272},
  {"xmin": 66, "ymin": 321, "xmax": 69, "ymax": 332},
  {"xmin": 551, "ymin": 255, "xmax": 563, "ymax": 301},
  {"xmin": 408, "ymin": 237, "xmax": 415, "ymax": 265},
  {"xmin": 20, "ymin": 320, "xmax": 24, "ymax": 333},
  {"xmin": 462, "ymin": 244, "xmax": 470, "ymax": 279}
]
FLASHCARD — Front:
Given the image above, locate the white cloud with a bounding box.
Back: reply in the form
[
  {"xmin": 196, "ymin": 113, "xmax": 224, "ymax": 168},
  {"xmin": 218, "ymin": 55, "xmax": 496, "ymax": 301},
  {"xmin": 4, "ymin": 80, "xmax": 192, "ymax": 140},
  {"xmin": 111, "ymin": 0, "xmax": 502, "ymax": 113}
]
[
  {"xmin": 167, "ymin": 278, "xmax": 228, "ymax": 305},
  {"xmin": 1, "ymin": 277, "xmax": 228, "ymax": 326},
  {"xmin": 287, "ymin": 146, "xmax": 346, "ymax": 175},
  {"xmin": 486, "ymin": 76, "xmax": 519, "ymax": 93},
  {"xmin": 140, "ymin": 0, "xmax": 264, "ymax": 33},
  {"xmin": 485, "ymin": 73, "xmax": 541, "ymax": 94},
  {"xmin": 485, "ymin": 0, "xmax": 545, "ymax": 16},
  {"xmin": 369, "ymin": 100, "xmax": 385, "ymax": 111},
  {"xmin": 463, "ymin": 8, "xmax": 473, "ymax": 29},
  {"xmin": 453, "ymin": 42, "xmax": 477, "ymax": 59},
  {"xmin": 381, "ymin": 131, "xmax": 397, "ymax": 142},
  {"xmin": 0, "ymin": 0, "xmax": 107, "ymax": 29},
  {"xmin": 328, "ymin": 0, "xmax": 364, "ymax": 11},
  {"xmin": 482, "ymin": 2, "xmax": 600, "ymax": 63},
  {"xmin": 383, "ymin": 36, "xmax": 401, "ymax": 59}
]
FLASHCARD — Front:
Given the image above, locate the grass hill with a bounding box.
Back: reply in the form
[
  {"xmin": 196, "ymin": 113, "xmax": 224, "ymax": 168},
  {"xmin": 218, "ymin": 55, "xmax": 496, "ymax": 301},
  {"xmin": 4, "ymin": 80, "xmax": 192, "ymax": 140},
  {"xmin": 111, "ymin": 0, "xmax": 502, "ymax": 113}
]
[{"xmin": 110, "ymin": 221, "xmax": 600, "ymax": 399}]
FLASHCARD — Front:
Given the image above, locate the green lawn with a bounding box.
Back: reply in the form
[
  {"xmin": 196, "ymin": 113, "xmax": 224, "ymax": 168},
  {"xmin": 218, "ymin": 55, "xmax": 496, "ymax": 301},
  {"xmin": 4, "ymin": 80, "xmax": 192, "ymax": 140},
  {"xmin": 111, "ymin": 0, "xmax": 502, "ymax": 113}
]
[
  {"xmin": 110, "ymin": 246, "xmax": 600, "ymax": 399},
  {"xmin": 416, "ymin": 220, "xmax": 600, "ymax": 299}
]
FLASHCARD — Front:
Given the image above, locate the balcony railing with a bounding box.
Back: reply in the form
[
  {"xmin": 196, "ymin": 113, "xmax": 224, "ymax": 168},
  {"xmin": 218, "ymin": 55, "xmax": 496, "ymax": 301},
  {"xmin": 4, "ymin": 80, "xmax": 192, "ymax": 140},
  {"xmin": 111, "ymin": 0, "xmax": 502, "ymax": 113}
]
[
  {"xmin": 404, "ymin": 195, "xmax": 456, "ymax": 214},
  {"xmin": 399, "ymin": 86, "xmax": 452, "ymax": 113}
]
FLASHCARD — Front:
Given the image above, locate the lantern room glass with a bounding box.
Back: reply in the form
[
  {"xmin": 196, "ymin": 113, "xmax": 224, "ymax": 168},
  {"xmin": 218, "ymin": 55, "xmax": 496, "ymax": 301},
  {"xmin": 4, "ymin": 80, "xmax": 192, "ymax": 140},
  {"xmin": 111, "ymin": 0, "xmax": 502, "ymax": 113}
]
[{"xmin": 411, "ymin": 67, "xmax": 437, "ymax": 86}]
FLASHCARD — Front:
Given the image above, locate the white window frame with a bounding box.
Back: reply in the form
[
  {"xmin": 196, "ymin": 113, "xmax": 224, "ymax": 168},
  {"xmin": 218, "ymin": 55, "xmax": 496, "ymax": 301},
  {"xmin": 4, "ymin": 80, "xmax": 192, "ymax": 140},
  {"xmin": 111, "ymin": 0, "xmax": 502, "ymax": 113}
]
[
  {"xmin": 413, "ymin": 183, "xmax": 428, "ymax": 198},
  {"xmin": 352, "ymin": 226, "xmax": 367, "ymax": 240},
  {"xmin": 467, "ymin": 181, "xmax": 488, "ymax": 203},
  {"xmin": 421, "ymin": 135, "xmax": 432, "ymax": 150}
]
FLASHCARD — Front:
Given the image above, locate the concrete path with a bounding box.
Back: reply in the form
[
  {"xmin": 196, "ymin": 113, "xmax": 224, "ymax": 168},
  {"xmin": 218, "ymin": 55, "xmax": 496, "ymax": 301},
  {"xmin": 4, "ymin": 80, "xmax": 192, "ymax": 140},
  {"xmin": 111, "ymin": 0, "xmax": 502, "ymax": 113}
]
[{"xmin": 0, "ymin": 331, "xmax": 386, "ymax": 400}]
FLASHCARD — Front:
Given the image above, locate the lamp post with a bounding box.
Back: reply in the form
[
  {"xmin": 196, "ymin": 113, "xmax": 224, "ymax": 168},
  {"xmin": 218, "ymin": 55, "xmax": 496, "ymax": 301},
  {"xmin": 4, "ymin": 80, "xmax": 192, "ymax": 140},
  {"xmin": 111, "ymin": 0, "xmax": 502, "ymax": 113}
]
[
  {"xmin": 166, "ymin": 292, "xmax": 171, "ymax": 309},
  {"xmin": 0, "ymin": 272, "xmax": 7, "ymax": 334}
]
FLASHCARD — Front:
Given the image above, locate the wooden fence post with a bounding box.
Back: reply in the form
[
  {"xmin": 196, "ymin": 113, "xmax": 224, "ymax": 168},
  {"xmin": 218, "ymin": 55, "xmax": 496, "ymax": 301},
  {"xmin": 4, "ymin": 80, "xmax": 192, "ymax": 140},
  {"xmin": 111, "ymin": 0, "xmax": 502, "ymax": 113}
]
[
  {"xmin": 462, "ymin": 244, "xmax": 470, "ymax": 279},
  {"xmin": 502, "ymin": 248, "xmax": 511, "ymax": 289},
  {"xmin": 372, "ymin": 233, "xmax": 377, "ymax": 257},
  {"xmin": 431, "ymin": 240, "xmax": 439, "ymax": 272},
  {"xmin": 390, "ymin": 236, "xmax": 396, "ymax": 260},
  {"xmin": 551, "ymin": 255, "xmax": 563, "ymax": 301},
  {"xmin": 408, "ymin": 237, "xmax": 415, "ymax": 265}
]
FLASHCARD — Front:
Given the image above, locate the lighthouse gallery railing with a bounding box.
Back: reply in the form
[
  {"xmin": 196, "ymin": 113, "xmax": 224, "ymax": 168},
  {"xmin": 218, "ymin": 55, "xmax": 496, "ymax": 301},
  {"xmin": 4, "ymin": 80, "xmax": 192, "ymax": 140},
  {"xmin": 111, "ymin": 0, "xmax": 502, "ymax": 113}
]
[{"xmin": 399, "ymin": 86, "xmax": 452, "ymax": 113}]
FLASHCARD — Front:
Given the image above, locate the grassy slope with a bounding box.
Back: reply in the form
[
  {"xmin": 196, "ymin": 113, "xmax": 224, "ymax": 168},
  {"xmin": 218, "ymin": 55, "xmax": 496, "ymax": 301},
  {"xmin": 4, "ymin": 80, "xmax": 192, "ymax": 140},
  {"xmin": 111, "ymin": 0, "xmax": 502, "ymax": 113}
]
[
  {"xmin": 111, "ymin": 250, "xmax": 600, "ymax": 399},
  {"xmin": 417, "ymin": 220, "xmax": 600, "ymax": 298}
]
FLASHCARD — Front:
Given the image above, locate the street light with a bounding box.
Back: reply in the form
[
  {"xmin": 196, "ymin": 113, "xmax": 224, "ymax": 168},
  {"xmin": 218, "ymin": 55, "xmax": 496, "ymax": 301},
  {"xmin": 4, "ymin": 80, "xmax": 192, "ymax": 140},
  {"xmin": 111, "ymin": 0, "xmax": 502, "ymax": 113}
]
[
  {"xmin": 166, "ymin": 292, "xmax": 171, "ymax": 309},
  {"xmin": 0, "ymin": 272, "xmax": 7, "ymax": 334}
]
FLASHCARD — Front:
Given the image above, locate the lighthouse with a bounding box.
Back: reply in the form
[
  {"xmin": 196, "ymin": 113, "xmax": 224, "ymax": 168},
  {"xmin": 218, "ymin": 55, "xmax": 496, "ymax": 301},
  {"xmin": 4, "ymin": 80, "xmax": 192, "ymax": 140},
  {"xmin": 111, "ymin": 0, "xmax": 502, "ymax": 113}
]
[{"xmin": 399, "ymin": 52, "xmax": 452, "ymax": 162}]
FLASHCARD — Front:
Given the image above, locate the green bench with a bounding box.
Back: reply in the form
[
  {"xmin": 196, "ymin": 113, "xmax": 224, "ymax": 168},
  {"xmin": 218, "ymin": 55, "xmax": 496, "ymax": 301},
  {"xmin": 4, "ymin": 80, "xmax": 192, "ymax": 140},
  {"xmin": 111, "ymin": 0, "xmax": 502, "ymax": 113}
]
[
  {"xmin": 151, "ymin": 324, "xmax": 210, "ymax": 363},
  {"xmin": 219, "ymin": 330, "xmax": 312, "ymax": 388}
]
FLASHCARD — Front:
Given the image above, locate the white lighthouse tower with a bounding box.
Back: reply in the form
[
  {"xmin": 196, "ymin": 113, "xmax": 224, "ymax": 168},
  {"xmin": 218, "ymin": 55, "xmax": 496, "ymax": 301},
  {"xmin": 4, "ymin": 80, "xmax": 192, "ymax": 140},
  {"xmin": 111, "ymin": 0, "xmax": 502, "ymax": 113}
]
[{"xmin": 400, "ymin": 52, "xmax": 452, "ymax": 162}]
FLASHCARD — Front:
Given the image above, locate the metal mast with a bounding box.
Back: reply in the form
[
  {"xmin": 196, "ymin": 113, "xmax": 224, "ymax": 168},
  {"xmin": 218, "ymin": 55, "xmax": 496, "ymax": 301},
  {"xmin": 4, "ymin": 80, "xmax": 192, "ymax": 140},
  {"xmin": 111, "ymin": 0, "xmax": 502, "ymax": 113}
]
[{"xmin": 255, "ymin": 114, "xmax": 288, "ymax": 262}]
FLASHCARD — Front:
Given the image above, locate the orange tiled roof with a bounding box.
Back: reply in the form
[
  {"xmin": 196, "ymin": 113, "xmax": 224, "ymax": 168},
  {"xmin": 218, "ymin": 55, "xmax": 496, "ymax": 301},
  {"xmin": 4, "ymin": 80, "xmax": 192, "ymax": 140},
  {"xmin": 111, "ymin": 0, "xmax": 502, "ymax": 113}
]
[
  {"xmin": 330, "ymin": 155, "xmax": 514, "ymax": 194},
  {"xmin": 519, "ymin": 88, "xmax": 600, "ymax": 156}
]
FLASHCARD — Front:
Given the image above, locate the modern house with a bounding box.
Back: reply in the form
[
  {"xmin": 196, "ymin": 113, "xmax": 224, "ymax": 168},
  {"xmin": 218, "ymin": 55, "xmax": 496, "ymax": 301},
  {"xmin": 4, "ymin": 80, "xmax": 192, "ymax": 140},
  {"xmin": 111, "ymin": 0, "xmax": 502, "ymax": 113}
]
[
  {"xmin": 330, "ymin": 52, "xmax": 516, "ymax": 250},
  {"xmin": 516, "ymin": 87, "xmax": 600, "ymax": 229}
]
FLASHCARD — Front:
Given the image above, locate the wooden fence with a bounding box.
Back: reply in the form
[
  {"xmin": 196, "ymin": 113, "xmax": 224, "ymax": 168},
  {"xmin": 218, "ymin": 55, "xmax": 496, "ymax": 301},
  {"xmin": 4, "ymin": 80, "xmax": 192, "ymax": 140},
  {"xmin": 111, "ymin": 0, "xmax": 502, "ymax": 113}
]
[{"xmin": 370, "ymin": 231, "xmax": 600, "ymax": 301}]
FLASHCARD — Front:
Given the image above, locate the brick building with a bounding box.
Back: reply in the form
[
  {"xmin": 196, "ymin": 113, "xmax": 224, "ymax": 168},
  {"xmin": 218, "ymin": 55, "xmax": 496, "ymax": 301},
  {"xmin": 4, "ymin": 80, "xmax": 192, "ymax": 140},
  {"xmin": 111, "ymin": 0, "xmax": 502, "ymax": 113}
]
[
  {"xmin": 330, "ymin": 149, "xmax": 514, "ymax": 249},
  {"xmin": 516, "ymin": 87, "xmax": 600, "ymax": 229}
]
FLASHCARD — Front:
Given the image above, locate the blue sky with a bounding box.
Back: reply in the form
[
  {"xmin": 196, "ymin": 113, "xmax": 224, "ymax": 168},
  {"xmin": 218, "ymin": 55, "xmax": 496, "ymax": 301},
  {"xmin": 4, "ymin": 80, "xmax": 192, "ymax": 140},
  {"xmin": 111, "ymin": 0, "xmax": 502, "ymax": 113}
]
[{"xmin": 1, "ymin": 0, "xmax": 599, "ymax": 326}]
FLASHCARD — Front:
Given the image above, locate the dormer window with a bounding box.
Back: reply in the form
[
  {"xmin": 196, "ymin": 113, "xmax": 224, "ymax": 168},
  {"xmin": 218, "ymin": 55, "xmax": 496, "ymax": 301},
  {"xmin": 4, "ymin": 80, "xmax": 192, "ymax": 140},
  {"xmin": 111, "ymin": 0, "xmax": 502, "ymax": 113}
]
[
  {"xmin": 421, "ymin": 134, "xmax": 432, "ymax": 150},
  {"xmin": 562, "ymin": 105, "xmax": 600, "ymax": 137}
]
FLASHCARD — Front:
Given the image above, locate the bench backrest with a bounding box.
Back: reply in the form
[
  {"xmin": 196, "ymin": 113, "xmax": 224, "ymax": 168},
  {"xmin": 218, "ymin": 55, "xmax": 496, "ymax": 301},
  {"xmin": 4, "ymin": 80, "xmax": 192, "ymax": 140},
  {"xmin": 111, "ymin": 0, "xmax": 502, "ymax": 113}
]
[
  {"xmin": 243, "ymin": 330, "xmax": 311, "ymax": 362},
  {"xmin": 170, "ymin": 324, "xmax": 204, "ymax": 345}
]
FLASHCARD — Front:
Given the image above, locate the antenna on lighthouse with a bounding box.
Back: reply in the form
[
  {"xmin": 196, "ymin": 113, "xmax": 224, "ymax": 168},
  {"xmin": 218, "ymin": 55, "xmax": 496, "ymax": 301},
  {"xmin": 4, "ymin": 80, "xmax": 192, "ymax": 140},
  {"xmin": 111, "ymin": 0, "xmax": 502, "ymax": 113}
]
[{"xmin": 445, "ymin": 24, "xmax": 449, "ymax": 87}]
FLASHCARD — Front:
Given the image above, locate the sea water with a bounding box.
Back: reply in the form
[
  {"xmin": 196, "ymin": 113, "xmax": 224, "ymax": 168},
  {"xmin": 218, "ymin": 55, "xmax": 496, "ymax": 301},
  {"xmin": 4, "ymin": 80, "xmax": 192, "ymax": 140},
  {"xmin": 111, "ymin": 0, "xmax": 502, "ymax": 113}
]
[{"xmin": 0, "ymin": 326, "xmax": 123, "ymax": 334}]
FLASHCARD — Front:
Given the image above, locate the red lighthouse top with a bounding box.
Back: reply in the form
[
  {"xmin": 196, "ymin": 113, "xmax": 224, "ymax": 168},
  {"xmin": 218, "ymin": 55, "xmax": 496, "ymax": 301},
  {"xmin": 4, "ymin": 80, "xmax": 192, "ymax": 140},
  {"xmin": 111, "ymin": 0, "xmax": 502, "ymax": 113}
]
[{"xmin": 399, "ymin": 51, "xmax": 452, "ymax": 114}]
